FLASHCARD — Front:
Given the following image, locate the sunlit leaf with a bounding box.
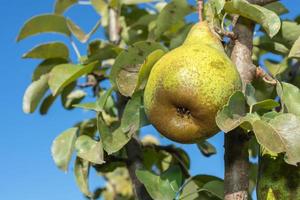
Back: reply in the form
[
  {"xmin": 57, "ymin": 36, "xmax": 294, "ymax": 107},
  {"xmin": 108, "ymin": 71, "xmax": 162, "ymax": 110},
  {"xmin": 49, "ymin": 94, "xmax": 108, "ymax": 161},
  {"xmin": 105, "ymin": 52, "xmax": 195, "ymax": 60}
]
[
  {"xmin": 22, "ymin": 42, "xmax": 69, "ymax": 59},
  {"xmin": 136, "ymin": 165, "xmax": 182, "ymax": 200},
  {"xmin": 224, "ymin": 0, "xmax": 281, "ymax": 37},
  {"xmin": 209, "ymin": 0, "xmax": 225, "ymax": 14},
  {"xmin": 273, "ymin": 21, "xmax": 300, "ymax": 48},
  {"xmin": 253, "ymin": 36, "xmax": 289, "ymax": 55},
  {"xmin": 17, "ymin": 14, "xmax": 71, "ymax": 41},
  {"xmin": 278, "ymin": 82, "xmax": 300, "ymax": 116},
  {"xmin": 51, "ymin": 127, "xmax": 77, "ymax": 172},
  {"xmin": 67, "ymin": 19, "xmax": 101, "ymax": 43},
  {"xmin": 32, "ymin": 58, "xmax": 67, "ymax": 81},
  {"xmin": 74, "ymin": 157, "xmax": 92, "ymax": 197},
  {"xmin": 54, "ymin": 0, "xmax": 78, "ymax": 14},
  {"xmin": 63, "ymin": 90, "xmax": 86, "ymax": 109},
  {"xmin": 289, "ymin": 36, "xmax": 300, "ymax": 59},
  {"xmin": 23, "ymin": 74, "xmax": 49, "ymax": 113},
  {"xmin": 91, "ymin": 0, "xmax": 109, "ymax": 26},
  {"xmin": 48, "ymin": 62, "xmax": 96, "ymax": 95},
  {"xmin": 122, "ymin": 0, "xmax": 162, "ymax": 4},
  {"xmin": 264, "ymin": 2, "xmax": 288, "ymax": 15},
  {"xmin": 75, "ymin": 135, "xmax": 105, "ymax": 164}
]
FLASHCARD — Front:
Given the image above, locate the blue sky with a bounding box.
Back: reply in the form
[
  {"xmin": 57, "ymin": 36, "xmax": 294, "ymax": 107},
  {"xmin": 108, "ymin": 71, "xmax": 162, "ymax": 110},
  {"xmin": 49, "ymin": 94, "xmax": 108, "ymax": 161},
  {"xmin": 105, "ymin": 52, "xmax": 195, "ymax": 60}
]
[{"xmin": 0, "ymin": 0, "xmax": 298, "ymax": 200}]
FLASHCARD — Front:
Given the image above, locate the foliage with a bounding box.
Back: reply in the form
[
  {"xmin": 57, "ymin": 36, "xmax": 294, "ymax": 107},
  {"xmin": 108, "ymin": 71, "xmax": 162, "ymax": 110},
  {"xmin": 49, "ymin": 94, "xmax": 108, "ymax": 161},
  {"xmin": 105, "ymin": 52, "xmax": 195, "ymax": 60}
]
[{"xmin": 18, "ymin": 0, "xmax": 300, "ymax": 199}]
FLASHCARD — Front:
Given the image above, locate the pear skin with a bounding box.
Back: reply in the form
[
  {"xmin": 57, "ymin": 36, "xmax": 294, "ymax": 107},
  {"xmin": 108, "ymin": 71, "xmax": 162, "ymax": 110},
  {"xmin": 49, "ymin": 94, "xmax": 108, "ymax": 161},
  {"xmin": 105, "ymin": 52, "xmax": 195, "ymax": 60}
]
[{"xmin": 144, "ymin": 21, "xmax": 241, "ymax": 143}]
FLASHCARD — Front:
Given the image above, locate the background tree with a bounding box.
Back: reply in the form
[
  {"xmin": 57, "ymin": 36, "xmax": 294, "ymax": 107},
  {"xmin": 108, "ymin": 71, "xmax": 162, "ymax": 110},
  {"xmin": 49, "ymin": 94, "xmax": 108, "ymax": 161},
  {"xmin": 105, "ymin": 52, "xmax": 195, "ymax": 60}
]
[{"xmin": 17, "ymin": 0, "xmax": 300, "ymax": 199}]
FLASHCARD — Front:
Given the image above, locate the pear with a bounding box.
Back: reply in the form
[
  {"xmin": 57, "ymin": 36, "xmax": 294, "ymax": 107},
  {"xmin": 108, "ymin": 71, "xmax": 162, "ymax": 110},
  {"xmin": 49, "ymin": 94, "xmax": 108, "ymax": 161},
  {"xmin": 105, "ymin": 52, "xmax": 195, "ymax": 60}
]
[{"xmin": 144, "ymin": 21, "xmax": 241, "ymax": 143}]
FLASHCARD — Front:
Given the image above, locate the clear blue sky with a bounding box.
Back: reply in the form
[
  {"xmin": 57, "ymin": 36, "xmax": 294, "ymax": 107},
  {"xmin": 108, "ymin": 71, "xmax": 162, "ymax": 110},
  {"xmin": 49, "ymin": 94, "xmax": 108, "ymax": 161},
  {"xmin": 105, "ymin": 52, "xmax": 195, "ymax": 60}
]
[{"xmin": 0, "ymin": 1, "xmax": 298, "ymax": 200}]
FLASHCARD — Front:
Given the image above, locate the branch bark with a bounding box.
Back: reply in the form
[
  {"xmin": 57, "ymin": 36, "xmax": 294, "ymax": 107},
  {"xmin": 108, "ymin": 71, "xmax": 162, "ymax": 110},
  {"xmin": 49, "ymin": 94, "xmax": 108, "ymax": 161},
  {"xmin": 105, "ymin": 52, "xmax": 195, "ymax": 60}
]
[
  {"xmin": 108, "ymin": 8, "xmax": 152, "ymax": 200},
  {"xmin": 224, "ymin": 0, "xmax": 276, "ymax": 199}
]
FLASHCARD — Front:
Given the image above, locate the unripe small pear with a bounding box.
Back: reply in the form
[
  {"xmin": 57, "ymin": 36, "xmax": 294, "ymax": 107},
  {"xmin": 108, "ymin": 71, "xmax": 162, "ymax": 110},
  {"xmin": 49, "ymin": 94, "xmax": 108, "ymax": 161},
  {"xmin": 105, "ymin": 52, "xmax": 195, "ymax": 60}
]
[{"xmin": 144, "ymin": 21, "xmax": 241, "ymax": 143}]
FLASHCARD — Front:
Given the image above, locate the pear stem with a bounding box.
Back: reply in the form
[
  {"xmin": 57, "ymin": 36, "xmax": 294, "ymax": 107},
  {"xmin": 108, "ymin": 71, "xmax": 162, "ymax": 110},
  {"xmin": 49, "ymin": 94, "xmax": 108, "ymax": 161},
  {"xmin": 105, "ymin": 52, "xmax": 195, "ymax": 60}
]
[{"xmin": 197, "ymin": 0, "xmax": 203, "ymax": 22}]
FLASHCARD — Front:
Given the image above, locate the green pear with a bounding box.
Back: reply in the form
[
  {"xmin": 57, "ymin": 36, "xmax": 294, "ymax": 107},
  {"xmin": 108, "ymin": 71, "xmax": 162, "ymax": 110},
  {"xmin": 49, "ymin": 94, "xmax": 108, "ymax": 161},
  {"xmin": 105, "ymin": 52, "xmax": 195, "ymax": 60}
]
[{"xmin": 144, "ymin": 21, "xmax": 241, "ymax": 143}]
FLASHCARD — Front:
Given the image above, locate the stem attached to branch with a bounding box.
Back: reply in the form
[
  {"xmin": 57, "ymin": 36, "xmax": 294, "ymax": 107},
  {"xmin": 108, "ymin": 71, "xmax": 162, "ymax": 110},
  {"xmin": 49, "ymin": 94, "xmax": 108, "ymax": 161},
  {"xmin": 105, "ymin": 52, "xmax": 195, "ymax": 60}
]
[{"xmin": 198, "ymin": 0, "xmax": 203, "ymax": 22}]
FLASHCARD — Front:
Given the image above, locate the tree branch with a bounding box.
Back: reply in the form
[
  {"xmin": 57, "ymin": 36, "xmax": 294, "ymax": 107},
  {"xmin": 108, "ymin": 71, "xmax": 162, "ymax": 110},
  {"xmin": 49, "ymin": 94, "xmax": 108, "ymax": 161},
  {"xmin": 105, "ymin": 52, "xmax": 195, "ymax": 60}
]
[{"xmin": 108, "ymin": 8, "xmax": 152, "ymax": 200}]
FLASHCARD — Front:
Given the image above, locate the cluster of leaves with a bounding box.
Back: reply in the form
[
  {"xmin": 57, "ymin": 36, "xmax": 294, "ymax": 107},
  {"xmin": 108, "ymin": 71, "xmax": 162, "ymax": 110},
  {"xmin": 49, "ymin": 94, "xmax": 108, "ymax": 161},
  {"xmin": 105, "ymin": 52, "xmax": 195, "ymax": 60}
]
[{"xmin": 18, "ymin": 0, "xmax": 300, "ymax": 199}]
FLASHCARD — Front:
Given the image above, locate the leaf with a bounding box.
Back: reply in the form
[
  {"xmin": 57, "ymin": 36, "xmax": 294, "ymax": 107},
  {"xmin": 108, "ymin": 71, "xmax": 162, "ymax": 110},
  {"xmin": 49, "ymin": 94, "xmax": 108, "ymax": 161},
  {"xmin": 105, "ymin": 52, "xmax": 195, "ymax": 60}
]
[
  {"xmin": 51, "ymin": 127, "xmax": 77, "ymax": 172},
  {"xmin": 74, "ymin": 157, "xmax": 92, "ymax": 197},
  {"xmin": 91, "ymin": 0, "xmax": 109, "ymax": 26},
  {"xmin": 224, "ymin": 0, "xmax": 281, "ymax": 37},
  {"xmin": 134, "ymin": 49, "xmax": 165, "ymax": 92},
  {"xmin": 111, "ymin": 41, "xmax": 167, "ymax": 95},
  {"xmin": 121, "ymin": 0, "xmax": 162, "ymax": 4},
  {"xmin": 169, "ymin": 24, "xmax": 193, "ymax": 49},
  {"xmin": 216, "ymin": 91, "xmax": 247, "ymax": 132},
  {"xmin": 279, "ymin": 82, "xmax": 300, "ymax": 116},
  {"xmin": 289, "ymin": 36, "xmax": 300, "ymax": 59},
  {"xmin": 40, "ymin": 94, "xmax": 58, "ymax": 115},
  {"xmin": 273, "ymin": 21, "xmax": 300, "ymax": 48},
  {"xmin": 253, "ymin": 36, "xmax": 289, "ymax": 55},
  {"xmin": 73, "ymin": 102, "xmax": 98, "ymax": 111},
  {"xmin": 251, "ymin": 99, "xmax": 280, "ymax": 112},
  {"xmin": 180, "ymin": 175, "xmax": 223, "ymax": 200},
  {"xmin": 75, "ymin": 135, "xmax": 105, "ymax": 164},
  {"xmin": 23, "ymin": 74, "xmax": 49, "ymax": 113},
  {"xmin": 264, "ymin": 58, "xmax": 288, "ymax": 77},
  {"xmin": 67, "ymin": 19, "xmax": 101, "ymax": 43},
  {"xmin": 22, "ymin": 42, "xmax": 69, "ymax": 59},
  {"xmin": 54, "ymin": 0, "xmax": 78, "ymax": 14},
  {"xmin": 154, "ymin": 0, "xmax": 194, "ymax": 38},
  {"xmin": 253, "ymin": 114, "xmax": 300, "ymax": 165},
  {"xmin": 97, "ymin": 87, "xmax": 114, "ymax": 111},
  {"xmin": 97, "ymin": 92, "xmax": 142, "ymax": 154},
  {"xmin": 209, "ymin": 0, "xmax": 225, "ymax": 14},
  {"xmin": 136, "ymin": 165, "xmax": 182, "ymax": 200},
  {"xmin": 32, "ymin": 58, "xmax": 67, "ymax": 81},
  {"xmin": 63, "ymin": 90, "xmax": 86, "ymax": 109},
  {"xmin": 48, "ymin": 62, "xmax": 96, "ymax": 95},
  {"xmin": 264, "ymin": 2, "xmax": 288, "ymax": 15},
  {"xmin": 196, "ymin": 140, "xmax": 217, "ymax": 157},
  {"xmin": 17, "ymin": 14, "xmax": 71, "ymax": 41}
]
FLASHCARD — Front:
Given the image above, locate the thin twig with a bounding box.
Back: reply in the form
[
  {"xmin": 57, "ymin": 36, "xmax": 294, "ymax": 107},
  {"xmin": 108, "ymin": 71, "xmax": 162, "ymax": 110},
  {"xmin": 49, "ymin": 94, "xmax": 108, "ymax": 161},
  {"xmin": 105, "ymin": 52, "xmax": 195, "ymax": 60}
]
[
  {"xmin": 198, "ymin": 0, "xmax": 203, "ymax": 22},
  {"xmin": 256, "ymin": 67, "xmax": 277, "ymax": 85},
  {"xmin": 78, "ymin": 0, "xmax": 92, "ymax": 5}
]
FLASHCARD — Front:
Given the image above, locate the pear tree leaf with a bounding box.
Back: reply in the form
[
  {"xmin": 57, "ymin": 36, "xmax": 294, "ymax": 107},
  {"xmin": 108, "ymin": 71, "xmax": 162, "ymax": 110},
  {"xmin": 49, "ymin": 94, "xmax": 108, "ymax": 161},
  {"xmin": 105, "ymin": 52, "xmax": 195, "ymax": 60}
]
[
  {"xmin": 97, "ymin": 92, "xmax": 142, "ymax": 154},
  {"xmin": 224, "ymin": 0, "xmax": 281, "ymax": 37},
  {"xmin": 289, "ymin": 36, "xmax": 300, "ymax": 59},
  {"xmin": 278, "ymin": 82, "xmax": 300, "ymax": 116},
  {"xmin": 264, "ymin": 2, "xmax": 288, "ymax": 15},
  {"xmin": 54, "ymin": 0, "xmax": 78, "ymax": 14},
  {"xmin": 245, "ymin": 83, "xmax": 257, "ymax": 106},
  {"xmin": 91, "ymin": 0, "xmax": 109, "ymax": 26},
  {"xmin": 75, "ymin": 135, "xmax": 105, "ymax": 164},
  {"xmin": 121, "ymin": 0, "xmax": 162, "ymax": 4},
  {"xmin": 63, "ymin": 90, "xmax": 86, "ymax": 109},
  {"xmin": 136, "ymin": 165, "xmax": 182, "ymax": 200},
  {"xmin": 253, "ymin": 36, "xmax": 289, "ymax": 55},
  {"xmin": 253, "ymin": 114, "xmax": 300, "ymax": 165},
  {"xmin": 73, "ymin": 102, "xmax": 98, "ymax": 111},
  {"xmin": 40, "ymin": 94, "xmax": 58, "ymax": 115},
  {"xmin": 23, "ymin": 74, "xmax": 49, "ymax": 113},
  {"xmin": 97, "ymin": 87, "xmax": 114, "ymax": 111},
  {"xmin": 209, "ymin": 0, "xmax": 225, "ymax": 14},
  {"xmin": 134, "ymin": 49, "xmax": 166, "ymax": 92},
  {"xmin": 22, "ymin": 42, "xmax": 69, "ymax": 59},
  {"xmin": 154, "ymin": 0, "xmax": 194, "ymax": 38},
  {"xmin": 169, "ymin": 24, "xmax": 193, "ymax": 49},
  {"xmin": 111, "ymin": 41, "xmax": 167, "ymax": 96},
  {"xmin": 196, "ymin": 140, "xmax": 217, "ymax": 157},
  {"xmin": 251, "ymin": 99, "xmax": 280, "ymax": 112},
  {"xmin": 51, "ymin": 127, "xmax": 78, "ymax": 172},
  {"xmin": 32, "ymin": 58, "xmax": 68, "ymax": 81},
  {"xmin": 74, "ymin": 157, "xmax": 92, "ymax": 197},
  {"xmin": 67, "ymin": 19, "xmax": 101, "ymax": 43},
  {"xmin": 273, "ymin": 21, "xmax": 300, "ymax": 48},
  {"xmin": 17, "ymin": 14, "xmax": 71, "ymax": 41},
  {"xmin": 48, "ymin": 62, "xmax": 96, "ymax": 95},
  {"xmin": 179, "ymin": 175, "xmax": 223, "ymax": 200},
  {"xmin": 264, "ymin": 58, "xmax": 288, "ymax": 77}
]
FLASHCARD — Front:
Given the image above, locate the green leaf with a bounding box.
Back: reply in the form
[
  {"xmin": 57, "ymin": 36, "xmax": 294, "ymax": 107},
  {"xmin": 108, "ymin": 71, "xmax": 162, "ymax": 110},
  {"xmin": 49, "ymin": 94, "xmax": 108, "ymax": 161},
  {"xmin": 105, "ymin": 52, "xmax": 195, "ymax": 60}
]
[
  {"xmin": 63, "ymin": 89, "xmax": 86, "ymax": 109},
  {"xmin": 264, "ymin": 2, "xmax": 288, "ymax": 15},
  {"xmin": 51, "ymin": 127, "xmax": 77, "ymax": 172},
  {"xmin": 289, "ymin": 36, "xmax": 300, "ymax": 59},
  {"xmin": 17, "ymin": 14, "xmax": 71, "ymax": 41},
  {"xmin": 22, "ymin": 42, "xmax": 69, "ymax": 59},
  {"xmin": 111, "ymin": 41, "xmax": 167, "ymax": 95},
  {"xmin": 251, "ymin": 99, "xmax": 280, "ymax": 112},
  {"xmin": 136, "ymin": 165, "xmax": 182, "ymax": 200},
  {"xmin": 224, "ymin": 0, "xmax": 281, "ymax": 37},
  {"xmin": 135, "ymin": 49, "xmax": 165, "ymax": 92},
  {"xmin": 273, "ymin": 21, "xmax": 300, "ymax": 48},
  {"xmin": 91, "ymin": 0, "xmax": 109, "ymax": 26},
  {"xmin": 121, "ymin": 0, "xmax": 162, "ymax": 4},
  {"xmin": 196, "ymin": 140, "xmax": 217, "ymax": 157},
  {"xmin": 154, "ymin": 0, "xmax": 194, "ymax": 38},
  {"xmin": 253, "ymin": 114, "xmax": 300, "ymax": 165},
  {"xmin": 97, "ymin": 87, "xmax": 114, "ymax": 111},
  {"xmin": 209, "ymin": 0, "xmax": 225, "ymax": 14},
  {"xmin": 40, "ymin": 94, "xmax": 58, "ymax": 115},
  {"xmin": 169, "ymin": 24, "xmax": 193, "ymax": 49},
  {"xmin": 74, "ymin": 157, "xmax": 92, "ymax": 197},
  {"xmin": 253, "ymin": 36, "xmax": 289, "ymax": 55},
  {"xmin": 73, "ymin": 102, "xmax": 98, "ymax": 111},
  {"xmin": 97, "ymin": 92, "xmax": 142, "ymax": 154},
  {"xmin": 180, "ymin": 175, "xmax": 223, "ymax": 200},
  {"xmin": 48, "ymin": 62, "xmax": 96, "ymax": 95},
  {"xmin": 23, "ymin": 74, "xmax": 49, "ymax": 113},
  {"xmin": 54, "ymin": 0, "xmax": 78, "ymax": 14},
  {"xmin": 264, "ymin": 58, "xmax": 288, "ymax": 77},
  {"xmin": 278, "ymin": 82, "xmax": 300, "ymax": 116},
  {"xmin": 32, "ymin": 58, "xmax": 67, "ymax": 81},
  {"xmin": 75, "ymin": 135, "xmax": 105, "ymax": 164},
  {"xmin": 67, "ymin": 19, "xmax": 101, "ymax": 43}
]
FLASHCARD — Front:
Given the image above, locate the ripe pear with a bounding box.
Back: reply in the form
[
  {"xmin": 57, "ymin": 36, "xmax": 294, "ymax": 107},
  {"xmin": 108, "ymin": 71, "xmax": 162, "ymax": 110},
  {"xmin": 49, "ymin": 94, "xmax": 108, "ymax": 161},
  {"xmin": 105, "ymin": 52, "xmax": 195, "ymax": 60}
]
[{"xmin": 144, "ymin": 21, "xmax": 241, "ymax": 143}]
